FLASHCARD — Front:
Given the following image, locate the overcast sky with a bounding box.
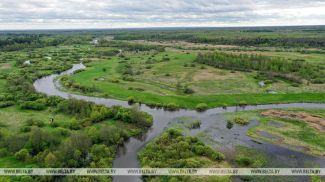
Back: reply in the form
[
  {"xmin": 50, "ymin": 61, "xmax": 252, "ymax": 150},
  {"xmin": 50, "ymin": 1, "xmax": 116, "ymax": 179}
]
[{"xmin": 0, "ymin": 0, "xmax": 325, "ymax": 30}]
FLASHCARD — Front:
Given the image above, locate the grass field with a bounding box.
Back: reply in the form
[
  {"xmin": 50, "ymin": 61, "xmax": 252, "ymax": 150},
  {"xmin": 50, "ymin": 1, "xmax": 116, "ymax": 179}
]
[{"xmin": 65, "ymin": 50, "xmax": 325, "ymax": 108}]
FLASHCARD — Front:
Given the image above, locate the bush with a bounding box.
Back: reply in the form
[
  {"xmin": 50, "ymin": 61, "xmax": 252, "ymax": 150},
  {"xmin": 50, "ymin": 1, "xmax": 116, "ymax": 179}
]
[
  {"xmin": 127, "ymin": 96, "xmax": 135, "ymax": 104},
  {"xmin": 20, "ymin": 126, "xmax": 31, "ymax": 133},
  {"xmin": 145, "ymin": 65, "xmax": 152, "ymax": 69},
  {"xmin": 165, "ymin": 103, "xmax": 179, "ymax": 111},
  {"xmin": 55, "ymin": 127, "xmax": 71, "ymax": 137},
  {"xmin": 236, "ymin": 157, "xmax": 253, "ymax": 166},
  {"xmin": 186, "ymin": 120, "xmax": 201, "ymax": 129},
  {"xmin": 20, "ymin": 101, "xmax": 46, "ymax": 110},
  {"xmin": 233, "ymin": 117, "xmax": 249, "ymax": 125},
  {"xmin": 122, "ymin": 76, "xmax": 135, "ymax": 81},
  {"xmin": 0, "ymin": 101, "xmax": 15, "ymax": 108},
  {"xmin": 183, "ymin": 87, "xmax": 194, "ymax": 94},
  {"xmin": 45, "ymin": 96, "xmax": 63, "ymax": 107},
  {"xmin": 129, "ymin": 107, "xmax": 153, "ymax": 127},
  {"xmin": 69, "ymin": 120, "xmax": 82, "ymax": 130},
  {"xmin": 15, "ymin": 149, "xmax": 31, "ymax": 162},
  {"xmin": 238, "ymin": 101, "xmax": 247, "ymax": 106},
  {"xmin": 226, "ymin": 120, "xmax": 233, "ymax": 129},
  {"xmin": 0, "ymin": 148, "xmax": 9, "ymax": 157},
  {"xmin": 195, "ymin": 103, "xmax": 208, "ymax": 112},
  {"xmin": 25, "ymin": 118, "xmax": 45, "ymax": 127}
]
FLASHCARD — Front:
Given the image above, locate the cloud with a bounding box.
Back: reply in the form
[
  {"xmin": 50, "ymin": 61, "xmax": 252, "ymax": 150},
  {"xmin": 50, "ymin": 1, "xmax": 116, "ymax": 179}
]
[{"xmin": 0, "ymin": 0, "xmax": 324, "ymax": 29}]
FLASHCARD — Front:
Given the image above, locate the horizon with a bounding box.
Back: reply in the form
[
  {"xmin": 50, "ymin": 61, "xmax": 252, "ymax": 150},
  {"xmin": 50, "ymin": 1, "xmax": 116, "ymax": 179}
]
[{"xmin": 1, "ymin": 24, "xmax": 325, "ymax": 31}]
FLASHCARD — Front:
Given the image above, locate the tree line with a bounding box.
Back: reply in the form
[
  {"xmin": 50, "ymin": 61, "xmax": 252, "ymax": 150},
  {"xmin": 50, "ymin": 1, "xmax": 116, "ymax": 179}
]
[{"xmin": 195, "ymin": 52, "xmax": 325, "ymax": 84}]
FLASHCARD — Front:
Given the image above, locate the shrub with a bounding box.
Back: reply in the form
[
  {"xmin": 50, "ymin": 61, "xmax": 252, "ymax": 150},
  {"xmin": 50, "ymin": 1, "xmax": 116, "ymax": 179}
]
[
  {"xmin": 45, "ymin": 96, "xmax": 63, "ymax": 107},
  {"xmin": 162, "ymin": 57, "xmax": 170, "ymax": 61},
  {"xmin": 19, "ymin": 101, "xmax": 46, "ymax": 111},
  {"xmin": 183, "ymin": 87, "xmax": 194, "ymax": 94},
  {"xmin": 165, "ymin": 103, "xmax": 179, "ymax": 111},
  {"xmin": 238, "ymin": 101, "xmax": 247, "ymax": 106},
  {"xmin": 15, "ymin": 149, "xmax": 31, "ymax": 162},
  {"xmin": 195, "ymin": 103, "xmax": 208, "ymax": 112},
  {"xmin": 264, "ymin": 80, "xmax": 273, "ymax": 84},
  {"xmin": 122, "ymin": 76, "xmax": 135, "ymax": 81},
  {"xmin": 111, "ymin": 78, "xmax": 120, "ymax": 83},
  {"xmin": 236, "ymin": 157, "xmax": 253, "ymax": 166},
  {"xmin": 0, "ymin": 148, "xmax": 9, "ymax": 157},
  {"xmin": 20, "ymin": 126, "xmax": 31, "ymax": 133},
  {"xmin": 0, "ymin": 101, "xmax": 15, "ymax": 108},
  {"xmin": 69, "ymin": 120, "xmax": 82, "ymax": 130},
  {"xmin": 233, "ymin": 117, "xmax": 249, "ymax": 125},
  {"xmin": 55, "ymin": 127, "xmax": 70, "ymax": 137},
  {"xmin": 129, "ymin": 107, "xmax": 153, "ymax": 127},
  {"xmin": 25, "ymin": 118, "xmax": 45, "ymax": 127},
  {"xmin": 186, "ymin": 120, "xmax": 201, "ymax": 129},
  {"xmin": 127, "ymin": 96, "xmax": 135, "ymax": 104},
  {"xmin": 226, "ymin": 120, "xmax": 234, "ymax": 129}
]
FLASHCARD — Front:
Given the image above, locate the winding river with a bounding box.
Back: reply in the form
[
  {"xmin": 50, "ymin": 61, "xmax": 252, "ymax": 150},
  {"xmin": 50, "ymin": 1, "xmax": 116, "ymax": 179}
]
[{"xmin": 34, "ymin": 64, "xmax": 325, "ymax": 182}]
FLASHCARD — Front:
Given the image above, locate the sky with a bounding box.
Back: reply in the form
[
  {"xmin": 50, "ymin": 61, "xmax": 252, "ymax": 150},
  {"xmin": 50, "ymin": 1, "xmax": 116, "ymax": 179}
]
[{"xmin": 0, "ymin": 0, "xmax": 325, "ymax": 30}]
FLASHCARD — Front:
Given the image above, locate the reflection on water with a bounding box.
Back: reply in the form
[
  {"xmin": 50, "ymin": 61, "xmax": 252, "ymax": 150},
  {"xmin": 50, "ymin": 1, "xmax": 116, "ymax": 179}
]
[{"xmin": 34, "ymin": 64, "xmax": 325, "ymax": 182}]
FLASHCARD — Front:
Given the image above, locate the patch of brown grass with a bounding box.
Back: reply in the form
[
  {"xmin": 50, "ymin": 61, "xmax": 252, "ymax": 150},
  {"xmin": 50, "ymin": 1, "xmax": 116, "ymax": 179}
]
[{"xmin": 261, "ymin": 110, "xmax": 325, "ymax": 132}]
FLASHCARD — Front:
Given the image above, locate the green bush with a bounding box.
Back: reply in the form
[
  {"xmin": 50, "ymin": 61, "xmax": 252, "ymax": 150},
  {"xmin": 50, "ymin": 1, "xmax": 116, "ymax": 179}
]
[
  {"xmin": 233, "ymin": 117, "xmax": 249, "ymax": 125},
  {"xmin": 127, "ymin": 96, "xmax": 135, "ymax": 104},
  {"xmin": 165, "ymin": 103, "xmax": 179, "ymax": 111},
  {"xmin": 20, "ymin": 101, "xmax": 46, "ymax": 111},
  {"xmin": 55, "ymin": 127, "xmax": 71, "ymax": 137},
  {"xmin": 15, "ymin": 149, "xmax": 31, "ymax": 162},
  {"xmin": 0, "ymin": 148, "xmax": 9, "ymax": 157},
  {"xmin": 195, "ymin": 103, "xmax": 208, "ymax": 112},
  {"xmin": 226, "ymin": 120, "xmax": 234, "ymax": 129},
  {"xmin": 183, "ymin": 87, "xmax": 194, "ymax": 94},
  {"xmin": 25, "ymin": 118, "xmax": 45, "ymax": 127},
  {"xmin": 0, "ymin": 101, "xmax": 15, "ymax": 108},
  {"xmin": 236, "ymin": 157, "xmax": 253, "ymax": 166},
  {"xmin": 129, "ymin": 107, "xmax": 153, "ymax": 127},
  {"xmin": 20, "ymin": 126, "xmax": 31, "ymax": 133},
  {"xmin": 186, "ymin": 120, "xmax": 201, "ymax": 129}
]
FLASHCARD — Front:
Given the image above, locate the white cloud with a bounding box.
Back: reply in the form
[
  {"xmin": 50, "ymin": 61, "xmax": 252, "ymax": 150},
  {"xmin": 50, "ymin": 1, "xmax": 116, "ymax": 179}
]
[{"xmin": 0, "ymin": 0, "xmax": 324, "ymax": 29}]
